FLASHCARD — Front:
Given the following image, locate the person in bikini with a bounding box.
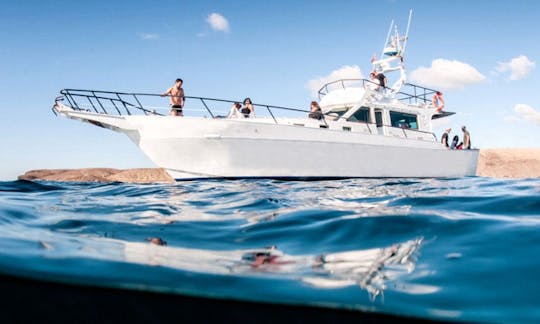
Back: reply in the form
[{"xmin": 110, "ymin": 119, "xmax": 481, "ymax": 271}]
[
  {"xmin": 162, "ymin": 78, "xmax": 185, "ymax": 116},
  {"xmin": 241, "ymin": 98, "xmax": 255, "ymax": 118}
]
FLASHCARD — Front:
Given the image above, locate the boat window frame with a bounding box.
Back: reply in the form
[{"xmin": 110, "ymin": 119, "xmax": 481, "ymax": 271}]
[
  {"xmin": 389, "ymin": 111, "xmax": 418, "ymax": 130},
  {"xmin": 346, "ymin": 106, "xmax": 371, "ymax": 123}
]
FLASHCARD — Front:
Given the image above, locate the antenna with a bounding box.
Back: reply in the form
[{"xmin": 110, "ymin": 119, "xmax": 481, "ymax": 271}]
[
  {"xmin": 401, "ymin": 10, "xmax": 413, "ymax": 56},
  {"xmin": 380, "ymin": 19, "xmax": 394, "ymax": 60}
]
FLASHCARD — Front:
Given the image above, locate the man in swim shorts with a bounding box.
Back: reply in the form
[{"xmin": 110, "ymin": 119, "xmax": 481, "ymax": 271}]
[{"xmin": 162, "ymin": 78, "xmax": 184, "ymax": 116}]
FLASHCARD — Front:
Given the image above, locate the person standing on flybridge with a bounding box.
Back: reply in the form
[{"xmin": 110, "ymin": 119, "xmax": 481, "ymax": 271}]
[
  {"xmin": 367, "ymin": 72, "xmax": 381, "ymax": 91},
  {"xmin": 162, "ymin": 78, "xmax": 185, "ymax": 116}
]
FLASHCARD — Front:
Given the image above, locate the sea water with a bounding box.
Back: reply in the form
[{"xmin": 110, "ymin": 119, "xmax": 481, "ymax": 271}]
[{"xmin": 0, "ymin": 177, "xmax": 539, "ymax": 323}]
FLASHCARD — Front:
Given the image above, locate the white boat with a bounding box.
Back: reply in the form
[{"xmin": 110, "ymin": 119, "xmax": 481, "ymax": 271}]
[{"xmin": 52, "ymin": 12, "xmax": 478, "ymax": 180}]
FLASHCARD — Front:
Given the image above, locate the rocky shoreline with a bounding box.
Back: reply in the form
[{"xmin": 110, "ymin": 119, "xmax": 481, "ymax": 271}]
[
  {"xmin": 17, "ymin": 149, "xmax": 540, "ymax": 183},
  {"xmin": 19, "ymin": 168, "xmax": 174, "ymax": 183}
]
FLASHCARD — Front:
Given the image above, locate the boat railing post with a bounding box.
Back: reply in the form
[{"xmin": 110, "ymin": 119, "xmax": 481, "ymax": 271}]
[
  {"xmin": 86, "ymin": 96, "xmax": 99, "ymax": 113},
  {"xmin": 65, "ymin": 91, "xmax": 80, "ymax": 110},
  {"xmin": 92, "ymin": 91, "xmax": 110, "ymax": 114},
  {"xmin": 321, "ymin": 114, "xmax": 329, "ymax": 127},
  {"xmin": 132, "ymin": 94, "xmax": 146, "ymax": 115},
  {"xmin": 266, "ymin": 106, "xmax": 278, "ymax": 124},
  {"xmin": 116, "ymin": 93, "xmax": 131, "ymax": 115},
  {"xmin": 199, "ymin": 98, "xmax": 215, "ymax": 118},
  {"xmin": 109, "ymin": 99, "xmax": 123, "ymax": 115}
]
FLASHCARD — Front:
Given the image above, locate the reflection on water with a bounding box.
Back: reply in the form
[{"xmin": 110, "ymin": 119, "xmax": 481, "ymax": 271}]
[
  {"xmin": 28, "ymin": 230, "xmax": 422, "ymax": 300},
  {"xmin": 117, "ymin": 237, "xmax": 421, "ymax": 300}
]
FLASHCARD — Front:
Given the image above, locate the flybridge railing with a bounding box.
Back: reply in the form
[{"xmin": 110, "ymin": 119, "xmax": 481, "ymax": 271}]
[
  {"xmin": 398, "ymin": 83, "xmax": 439, "ymax": 105},
  {"xmin": 317, "ymin": 79, "xmax": 375, "ymax": 100},
  {"xmin": 55, "ymin": 89, "xmax": 319, "ymax": 124},
  {"xmin": 317, "ymin": 79, "xmax": 440, "ymax": 106}
]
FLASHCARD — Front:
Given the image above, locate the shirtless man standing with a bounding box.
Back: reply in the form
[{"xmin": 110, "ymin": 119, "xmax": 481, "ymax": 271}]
[
  {"xmin": 162, "ymin": 78, "xmax": 184, "ymax": 116},
  {"xmin": 462, "ymin": 126, "xmax": 471, "ymax": 149}
]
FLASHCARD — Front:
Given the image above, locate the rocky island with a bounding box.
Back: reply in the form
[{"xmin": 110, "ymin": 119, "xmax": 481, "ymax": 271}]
[{"xmin": 17, "ymin": 149, "xmax": 540, "ymax": 183}]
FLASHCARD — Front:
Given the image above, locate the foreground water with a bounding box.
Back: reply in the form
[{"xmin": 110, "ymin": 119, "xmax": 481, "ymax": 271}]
[{"xmin": 1, "ymin": 177, "xmax": 539, "ymax": 322}]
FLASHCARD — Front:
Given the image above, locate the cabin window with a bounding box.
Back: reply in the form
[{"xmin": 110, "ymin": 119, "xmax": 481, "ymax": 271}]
[
  {"xmin": 389, "ymin": 111, "xmax": 418, "ymax": 129},
  {"xmin": 347, "ymin": 107, "xmax": 370, "ymax": 123},
  {"xmin": 327, "ymin": 109, "xmax": 348, "ymax": 121}
]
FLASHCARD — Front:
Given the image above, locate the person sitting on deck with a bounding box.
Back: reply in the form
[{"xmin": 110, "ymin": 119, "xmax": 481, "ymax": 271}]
[
  {"xmin": 441, "ymin": 128, "xmax": 451, "ymax": 148},
  {"xmin": 450, "ymin": 135, "xmax": 459, "ymax": 149},
  {"xmin": 308, "ymin": 101, "xmax": 323, "ymax": 120},
  {"xmin": 241, "ymin": 98, "xmax": 255, "ymax": 118},
  {"xmin": 228, "ymin": 102, "xmax": 243, "ymax": 118}
]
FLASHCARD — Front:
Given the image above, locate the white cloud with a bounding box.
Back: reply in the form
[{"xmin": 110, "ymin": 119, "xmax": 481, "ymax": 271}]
[
  {"xmin": 514, "ymin": 104, "xmax": 540, "ymax": 126},
  {"xmin": 494, "ymin": 55, "xmax": 535, "ymax": 80},
  {"xmin": 139, "ymin": 33, "xmax": 159, "ymax": 40},
  {"xmin": 306, "ymin": 65, "xmax": 363, "ymax": 97},
  {"xmin": 503, "ymin": 115, "xmax": 522, "ymax": 123},
  {"xmin": 207, "ymin": 13, "xmax": 229, "ymax": 32},
  {"xmin": 409, "ymin": 59, "xmax": 486, "ymax": 90}
]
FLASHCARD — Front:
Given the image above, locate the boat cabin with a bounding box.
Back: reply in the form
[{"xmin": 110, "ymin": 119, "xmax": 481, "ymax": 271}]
[{"xmin": 310, "ymin": 78, "xmax": 453, "ymax": 142}]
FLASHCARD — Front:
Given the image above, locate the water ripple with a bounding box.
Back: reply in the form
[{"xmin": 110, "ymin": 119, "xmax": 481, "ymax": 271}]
[{"xmin": 0, "ymin": 177, "xmax": 539, "ymax": 323}]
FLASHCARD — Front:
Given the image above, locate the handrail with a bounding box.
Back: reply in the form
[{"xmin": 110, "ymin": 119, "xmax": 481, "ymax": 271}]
[{"xmin": 58, "ymin": 89, "xmax": 319, "ymax": 123}]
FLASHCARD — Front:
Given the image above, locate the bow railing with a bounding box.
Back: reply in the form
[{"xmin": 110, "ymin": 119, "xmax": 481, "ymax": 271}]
[{"xmin": 55, "ymin": 89, "xmax": 320, "ymax": 125}]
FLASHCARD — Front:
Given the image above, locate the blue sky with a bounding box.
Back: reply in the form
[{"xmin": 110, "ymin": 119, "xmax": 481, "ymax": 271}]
[{"xmin": 1, "ymin": 0, "xmax": 540, "ymax": 180}]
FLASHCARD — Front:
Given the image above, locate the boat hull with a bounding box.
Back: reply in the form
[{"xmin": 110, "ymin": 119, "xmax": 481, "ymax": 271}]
[
  {"xmin": 56, "ymin": 109, "xmax": 479, "ymax": 179},
  {"xmin": 139, "ymin": 136, "xmax": 477, "ymax": 179}
]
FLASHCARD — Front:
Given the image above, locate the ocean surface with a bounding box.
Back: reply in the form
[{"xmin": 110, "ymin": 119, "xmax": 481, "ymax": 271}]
[{"xmin": 1, "ymin": 177, "xmax": 539, "ymax": 322}]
